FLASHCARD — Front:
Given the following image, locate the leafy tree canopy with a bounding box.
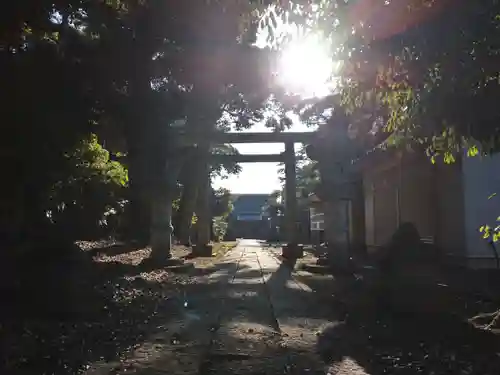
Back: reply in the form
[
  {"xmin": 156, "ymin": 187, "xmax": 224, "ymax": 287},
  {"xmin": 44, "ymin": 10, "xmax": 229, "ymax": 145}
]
[{"xmin": 257, "ymin": 0, "xmax": 500, "ymax": 162}]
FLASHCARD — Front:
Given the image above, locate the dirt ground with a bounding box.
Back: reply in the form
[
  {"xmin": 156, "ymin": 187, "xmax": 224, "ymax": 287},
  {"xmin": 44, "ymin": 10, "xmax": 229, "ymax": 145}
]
[
  {"xmin": 0, "ymin": 240, "xmax": 236, "ymax": 375},
  {"xmin": 266, "ymin": 244, "xmax": 500, "ymax": 375},
  {"xmin": 2, "ymin": 240, "xmax": 500, "ymax": 375}
]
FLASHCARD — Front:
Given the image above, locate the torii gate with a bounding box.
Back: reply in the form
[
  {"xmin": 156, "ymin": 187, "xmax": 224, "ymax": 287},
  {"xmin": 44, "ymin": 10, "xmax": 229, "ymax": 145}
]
[
  {"xmin": 195, "ymin": 131, "xmax": 316, "ymax": 257},
  {"xmin": 149, "ymin": 131, "xmax": 316, "ymax": 263}
]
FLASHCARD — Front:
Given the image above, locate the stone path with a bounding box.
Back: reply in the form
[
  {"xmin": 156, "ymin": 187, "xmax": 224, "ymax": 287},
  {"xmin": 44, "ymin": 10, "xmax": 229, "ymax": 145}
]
[{"xmin": 85, "ymin": 239, "xmax": 368, "ymax": 375}]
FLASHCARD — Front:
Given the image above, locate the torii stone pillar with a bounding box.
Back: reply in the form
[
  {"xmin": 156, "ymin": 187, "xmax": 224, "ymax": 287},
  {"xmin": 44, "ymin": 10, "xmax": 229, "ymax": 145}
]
[
  {"xmin": 194, "ymin": 157, "xmax": 213, "ymax": 256},
  {"xmin": 306, "ymin": 111, "xmax": 360, "ymax": 266},
  {"xmin": 282, "ymin": 141, "xmax": 302, "ymax": 258}
]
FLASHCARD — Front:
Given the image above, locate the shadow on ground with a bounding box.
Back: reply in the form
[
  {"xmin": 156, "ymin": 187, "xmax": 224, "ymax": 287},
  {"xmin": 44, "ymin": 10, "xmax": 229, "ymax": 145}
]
[
  {"xmin": 316, "ymin": 309, "xmax": 500, "ymax": 374},
  {"xmin": 260, "ymin": 246, "xmax": 500, "ymax": 374},
  {"xmin": 294, "ymin": 268, "xmax": 500, "ymax": 373},
  {"xmin": 2, "ymin": 241, "xmax": 500, "ymax": 375},
  {"xmin": 0, "ymin": 241, "xmax": 245, "ymax": 375},
  {"xmin": 196, "ymin": 253, "xmax": 500, "ymax": 374}
]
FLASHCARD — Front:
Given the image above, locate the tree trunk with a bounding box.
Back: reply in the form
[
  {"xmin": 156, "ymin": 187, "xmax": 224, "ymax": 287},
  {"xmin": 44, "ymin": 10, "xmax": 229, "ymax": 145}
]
[
  {"xmin": 176, "ymin": 92, "xmax": 222, "ymax": 247},
  {"xmin": 176, "ymin": 159, "xmax": 200, "ymax": 246},
  {"xmin": 126, "ymin": 150, "xmax": 150, "ymax": 245},
  {"xmin": 176, "ymin": 139, "xmax": 213, "ymax": 246}
]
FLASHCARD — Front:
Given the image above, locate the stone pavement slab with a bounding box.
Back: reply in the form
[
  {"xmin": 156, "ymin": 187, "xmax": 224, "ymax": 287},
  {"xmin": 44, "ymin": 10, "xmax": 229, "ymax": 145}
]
[
  {"xmin": 200, "ymin": 241, "xmax": 288, "ymax": 375},
  {"xmin": 201, "ymin": 240, "xmax": 344, "ymax": 375}
]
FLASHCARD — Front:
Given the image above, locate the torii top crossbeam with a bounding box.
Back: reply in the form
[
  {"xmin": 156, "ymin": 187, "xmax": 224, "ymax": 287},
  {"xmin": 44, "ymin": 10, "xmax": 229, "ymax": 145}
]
[{"xmin": 215, "ymin": 132, "xmax": 316, "ymax": 144}]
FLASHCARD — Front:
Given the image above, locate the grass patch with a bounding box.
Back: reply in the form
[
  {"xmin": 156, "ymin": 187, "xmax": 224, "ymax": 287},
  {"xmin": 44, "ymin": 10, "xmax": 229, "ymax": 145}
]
[{"xmin": 211, "ymin": 241, "xmax": 238, "ymax": 257}]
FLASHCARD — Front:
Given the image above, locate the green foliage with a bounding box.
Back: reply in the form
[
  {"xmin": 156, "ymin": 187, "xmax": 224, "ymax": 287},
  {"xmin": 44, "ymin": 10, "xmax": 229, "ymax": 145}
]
[
  {"xmin": 1, "ymin": 0, "xmax": 274, "ymax": 244},
  {"xmin": 330, "ymin": 1, "xmax": 500, "ymax": 245},
  {"xmin": 173, "ymin": 198, "xmax": 198, "ymax": 222},
  {"xmin": 259, "ymin": 0, "xmax": 500, "ymax": 248},
  {"xmin": 213, "ymin": 216, "xmax": 230, "ymax": 242},
  {"xmin": 47, "ymin": 134, "xmax": 128, "ymax": 238},
  {"xmin": 69, "ymin": 134, "xmax": 128, "ymax": 187},
  {"xmin": 210, "ymin": 145, "xmax": 243, "ymax": 179},
  {"xmin": 211, "ymin": 188, "xmax": 233, "ymax": 241},
  {"xmin": 479, "ymin": 223, "xmax": 500, "ymax": 243},
  {"xmin": 263, "ymin": 189, "xmax": 284, "ymax": 216},
  {"xmin": 212, "ymin": 188, "xmax": 234, "ymax": 218},
  {"xmin": 277, "ymin": 146, "xmax": 320, "ymax": 206},
  {"xmin": 256, "ymin": 0, "xmax": 500, "ymax": 160},
  {"xmin": 337, "ymin": 1, "xmax": 500, "ymax": 160},
  {"xmin": 480, "ymin": 193, "xmax": 500, "ymax": 243}
]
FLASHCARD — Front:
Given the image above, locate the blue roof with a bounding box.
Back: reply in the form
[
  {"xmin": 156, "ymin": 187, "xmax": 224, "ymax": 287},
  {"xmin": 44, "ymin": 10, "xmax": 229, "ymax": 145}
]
[
  {"xmin": 237, "ymin": 213, "xmax": 263, "ymax": 221},
  {"xmin": 231, "ymin": 194, "xmax": 270, "ymax": 217}
]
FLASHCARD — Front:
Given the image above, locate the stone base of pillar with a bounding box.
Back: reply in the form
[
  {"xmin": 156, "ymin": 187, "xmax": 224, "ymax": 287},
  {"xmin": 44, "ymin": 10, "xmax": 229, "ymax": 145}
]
[
  {"xmin": 193, "ymin": 243, "xmax": 213, "ymax": 257},
  {"xmin": 150, "ymin": 229, "xmax": 173, "ymax": 261},
  {"xmin": 282, "ymin": 244, "xmax": 303, "ymax": 259}
]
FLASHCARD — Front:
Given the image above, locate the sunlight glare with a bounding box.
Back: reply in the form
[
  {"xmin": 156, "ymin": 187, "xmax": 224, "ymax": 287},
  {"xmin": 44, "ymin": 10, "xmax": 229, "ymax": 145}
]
[{"xmin": 278, "ymin": 34, "xmax": 335, "ymax": 99}]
